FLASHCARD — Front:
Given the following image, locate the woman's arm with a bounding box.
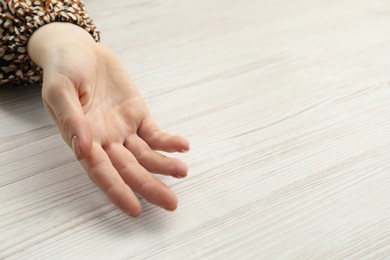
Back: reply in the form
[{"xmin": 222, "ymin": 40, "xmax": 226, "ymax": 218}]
[
  {"xmin": 2, "ymin": 1, "xmax": 190, "ymax": 216},
  {"xmin": 0, "ymin": 0, "xmax": 99, "ymax": 84}
]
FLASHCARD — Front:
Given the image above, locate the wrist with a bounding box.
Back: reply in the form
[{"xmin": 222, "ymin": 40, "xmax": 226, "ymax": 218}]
[{"xmin": 27, "ymin": 22, "xmax": 96, "ymax": 69}]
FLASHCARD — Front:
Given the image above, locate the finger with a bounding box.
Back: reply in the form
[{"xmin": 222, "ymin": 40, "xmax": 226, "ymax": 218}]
[
  {"xmin": 42, "ymin": 74, "xmax": 92, "ymax": 159},
  {"xmin": 138, "ymin": 117, "xmax": 190, "ymax": 153},
  {"xmin": 79, "ymin": 142, "xmax": 142, "ymax": 217},
  {"xmin": 105, "ymin": 143, "xmax": 178, "ymax": 211},
  {"xmin": 125, "ymin": 135, "xmax": 188, "ymax": 178}
]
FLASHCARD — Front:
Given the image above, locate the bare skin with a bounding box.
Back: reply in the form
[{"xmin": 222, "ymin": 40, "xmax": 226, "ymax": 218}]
[{"xmin": 27, "ymin": 23, "xmax": 190, "ymax": 217}]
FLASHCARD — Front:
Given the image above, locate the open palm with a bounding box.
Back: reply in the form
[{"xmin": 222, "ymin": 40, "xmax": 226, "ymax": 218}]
[{"xmin": 41, "ymin": 42, "xmax": 189, "ymax": 216}]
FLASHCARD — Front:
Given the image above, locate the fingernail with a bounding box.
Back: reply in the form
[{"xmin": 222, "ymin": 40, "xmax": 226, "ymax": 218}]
[
  {"xmin": 164, "ymin": 206, "xmax": 177, "ymax": 211},
  {"xmin": 173, "ymin": 174, "xmax": 185, "ymax": 179},
  {"xmin": 180, "ymin": 147, "xmax": 190, "ymax": 153},
  {"xmin": 72, "ymin": 136, "xmax": 81, "ymax": 160}
]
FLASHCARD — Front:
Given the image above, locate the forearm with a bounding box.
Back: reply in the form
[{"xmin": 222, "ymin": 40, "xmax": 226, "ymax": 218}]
[{"xmin": 27, "ymin": 22, "xmax": 96, "ymax": 70}]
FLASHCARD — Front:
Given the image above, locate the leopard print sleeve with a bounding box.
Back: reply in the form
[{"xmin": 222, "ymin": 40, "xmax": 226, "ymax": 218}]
[{"xmin": 0, "ymin": 0, "xmax": 100, "ymax": 85}]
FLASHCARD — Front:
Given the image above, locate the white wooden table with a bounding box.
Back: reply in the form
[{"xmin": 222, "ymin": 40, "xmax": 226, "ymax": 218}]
[{"xmin": 1, "ymin": 0, "xmax": 390, "ymax": 258}]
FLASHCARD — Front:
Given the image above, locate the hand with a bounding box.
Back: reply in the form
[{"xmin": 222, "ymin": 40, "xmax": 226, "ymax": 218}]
[{"xmin": 28, "ymin": 23, "xmax": 190, "ymax": 217}]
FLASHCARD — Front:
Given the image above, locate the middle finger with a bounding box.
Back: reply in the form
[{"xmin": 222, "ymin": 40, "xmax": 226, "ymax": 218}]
[{"xmin": 104, "ymin": 143, "xmax": 178, "ymax": 211}]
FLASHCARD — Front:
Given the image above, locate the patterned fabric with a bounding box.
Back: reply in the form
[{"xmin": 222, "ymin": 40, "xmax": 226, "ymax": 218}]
[{"xmin": 0, "ymin": 0, "xmax": 100, "ymax": 85}]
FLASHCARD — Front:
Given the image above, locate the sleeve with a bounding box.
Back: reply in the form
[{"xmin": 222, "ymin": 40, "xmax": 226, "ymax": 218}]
[{"xmin": 0, "ymin": 0, "xmax": 100, "ymax": 85}]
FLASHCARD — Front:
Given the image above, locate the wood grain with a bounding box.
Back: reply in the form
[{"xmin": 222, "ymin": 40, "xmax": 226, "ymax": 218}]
[{"xmin": 1, "ymin": 0, "xmax": 390, "ymax": 258}]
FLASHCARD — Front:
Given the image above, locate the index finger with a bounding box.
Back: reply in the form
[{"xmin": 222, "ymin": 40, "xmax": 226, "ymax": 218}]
[{"xmin": 79, "ymin": 142, "xmax": 142, "ymax": 217}]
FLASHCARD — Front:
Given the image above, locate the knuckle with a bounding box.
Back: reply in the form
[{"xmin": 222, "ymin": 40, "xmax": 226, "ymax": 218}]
[
  {"xmin": 136, "ymin": 149, "xmax": 149, "ymax": 162},
  {"xmin": 57, "ymin": 112, "xmax": 73, "ymax": 139}
]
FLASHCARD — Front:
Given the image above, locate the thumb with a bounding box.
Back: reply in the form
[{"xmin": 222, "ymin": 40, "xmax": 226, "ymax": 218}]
[{"xmin": 42, "ymin": 76, "xmax": 93, "ymax": 160}]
